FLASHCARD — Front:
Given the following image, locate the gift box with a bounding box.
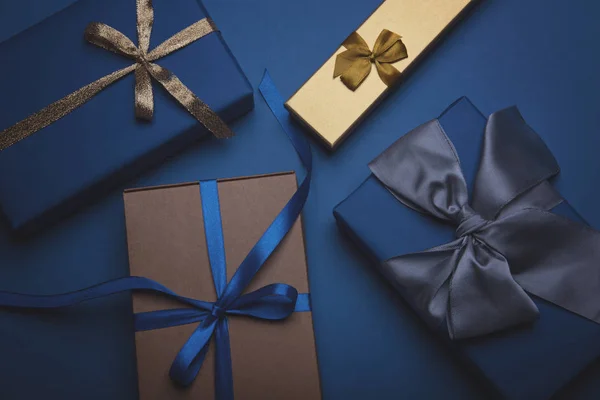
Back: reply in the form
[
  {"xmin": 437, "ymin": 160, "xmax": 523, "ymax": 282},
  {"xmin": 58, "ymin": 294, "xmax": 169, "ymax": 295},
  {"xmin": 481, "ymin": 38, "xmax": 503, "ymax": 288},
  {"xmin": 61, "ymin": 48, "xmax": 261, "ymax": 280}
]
[
  {"xmin": 333, "ymin": 97, "xmax": 600, "ymax": 399},
  {"xmin": 285, "ymin": 0, "xmax": 477, "ymax": 149},
  {"xmin": 0, "ymin": 0, "xmax": 253, "ymax": 235},
  {"xmin": 124, "ymin": 172, "xmax": 321, "ymax": 399}
]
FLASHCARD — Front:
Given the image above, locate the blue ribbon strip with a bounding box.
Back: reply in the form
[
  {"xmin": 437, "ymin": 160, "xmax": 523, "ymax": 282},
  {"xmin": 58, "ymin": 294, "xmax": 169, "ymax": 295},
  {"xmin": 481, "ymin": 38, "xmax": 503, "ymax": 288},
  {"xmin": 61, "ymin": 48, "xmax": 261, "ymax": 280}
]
[{"xmin": 0, "ymin": 71, "xmax": 311, "ymax": 399}]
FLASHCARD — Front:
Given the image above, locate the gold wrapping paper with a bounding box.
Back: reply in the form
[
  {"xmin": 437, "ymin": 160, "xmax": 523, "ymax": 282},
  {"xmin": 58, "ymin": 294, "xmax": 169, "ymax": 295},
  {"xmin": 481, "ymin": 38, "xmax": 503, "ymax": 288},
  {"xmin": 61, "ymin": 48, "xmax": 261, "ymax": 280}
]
[{"xmin": 286, "ymin": 0, "xmax": 477, "ymax": 149}]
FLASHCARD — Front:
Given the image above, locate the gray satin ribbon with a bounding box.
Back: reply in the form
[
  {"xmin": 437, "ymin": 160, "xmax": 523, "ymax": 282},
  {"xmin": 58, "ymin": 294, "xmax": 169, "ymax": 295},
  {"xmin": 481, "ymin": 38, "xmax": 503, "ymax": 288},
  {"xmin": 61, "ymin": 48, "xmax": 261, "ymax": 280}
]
[{"xmin": 369, "ymin": 107, "xmax": 600, "ymax": 340}]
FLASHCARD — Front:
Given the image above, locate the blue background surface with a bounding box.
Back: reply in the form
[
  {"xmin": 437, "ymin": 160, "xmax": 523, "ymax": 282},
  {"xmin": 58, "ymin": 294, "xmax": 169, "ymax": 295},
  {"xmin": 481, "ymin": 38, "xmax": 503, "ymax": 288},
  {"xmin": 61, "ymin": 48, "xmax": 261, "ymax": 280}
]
[{"xmin": 0, "ymin": 0, "xmax": 599, "ymax": 398}]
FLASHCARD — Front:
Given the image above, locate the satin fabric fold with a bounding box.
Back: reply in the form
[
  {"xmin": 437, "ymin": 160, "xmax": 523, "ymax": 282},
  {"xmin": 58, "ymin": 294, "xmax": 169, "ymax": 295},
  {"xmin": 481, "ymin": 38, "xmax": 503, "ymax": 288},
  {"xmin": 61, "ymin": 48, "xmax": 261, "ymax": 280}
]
[
  {"xmin": 369, "ymin": 106, "xmax": 600, "ymax": 339},
  {"xmin": 0, "ymin": 0, "xmax": 233, "ymax": 151},
  {"xmin": 0, "ymin": 71, "xmax": 313, "ymax": 399},
  {"xmin": 333, "ymin": 29, "xmax": 408, "ymax": 91}
]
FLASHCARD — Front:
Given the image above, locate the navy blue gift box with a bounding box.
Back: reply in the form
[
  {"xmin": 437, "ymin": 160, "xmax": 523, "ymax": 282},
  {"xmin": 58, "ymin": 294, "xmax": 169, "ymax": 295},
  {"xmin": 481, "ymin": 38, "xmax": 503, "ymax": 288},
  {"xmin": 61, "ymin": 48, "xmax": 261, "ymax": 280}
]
[
  {"xmin": 334, "ymin": 98, "xmax": 600, "ymax": 400},
  {"xmin": 0, "ymin": 0, "xmax": 253, "ymax": 235}
]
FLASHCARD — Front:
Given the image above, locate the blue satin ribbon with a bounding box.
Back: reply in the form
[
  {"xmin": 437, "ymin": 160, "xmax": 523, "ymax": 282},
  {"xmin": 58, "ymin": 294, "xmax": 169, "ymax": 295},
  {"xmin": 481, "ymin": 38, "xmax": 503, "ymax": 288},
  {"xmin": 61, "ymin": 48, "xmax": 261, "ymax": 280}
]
[{"xmin": 0, "ymin": 71, "xmax": 311, "ymax": 399}]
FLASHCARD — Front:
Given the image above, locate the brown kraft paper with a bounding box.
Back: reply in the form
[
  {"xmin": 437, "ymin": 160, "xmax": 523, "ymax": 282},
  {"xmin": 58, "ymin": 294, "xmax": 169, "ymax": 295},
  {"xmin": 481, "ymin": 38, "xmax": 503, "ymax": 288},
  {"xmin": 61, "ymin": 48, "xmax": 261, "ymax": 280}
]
[{"xmin": 123, "ymin": 172, "xmax": 321, "ymax": 399}]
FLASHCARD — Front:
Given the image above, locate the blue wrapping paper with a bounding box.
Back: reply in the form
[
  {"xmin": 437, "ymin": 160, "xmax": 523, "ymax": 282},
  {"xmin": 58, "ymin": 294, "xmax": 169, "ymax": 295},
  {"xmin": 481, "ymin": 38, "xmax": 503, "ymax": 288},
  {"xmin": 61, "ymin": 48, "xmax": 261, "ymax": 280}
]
[
  {"xmin": 334, "ymin": 97, "xmax": 600, "ymax": 400},
  {"xmin": 0, "ymin": 0, "xmax": 253, "ymax": 235}
]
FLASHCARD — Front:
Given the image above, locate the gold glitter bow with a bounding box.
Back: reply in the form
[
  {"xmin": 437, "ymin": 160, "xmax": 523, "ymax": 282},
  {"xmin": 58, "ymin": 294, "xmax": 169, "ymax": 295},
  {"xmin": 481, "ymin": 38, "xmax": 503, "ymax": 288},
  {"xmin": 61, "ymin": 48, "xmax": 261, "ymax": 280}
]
[
  {"xmin": 0, "ymin": 0, "xmax": 233, "ymax": 152},
  {"xmin": 333, "ymin": 29, "xmax": 408, "ymax": 91}
]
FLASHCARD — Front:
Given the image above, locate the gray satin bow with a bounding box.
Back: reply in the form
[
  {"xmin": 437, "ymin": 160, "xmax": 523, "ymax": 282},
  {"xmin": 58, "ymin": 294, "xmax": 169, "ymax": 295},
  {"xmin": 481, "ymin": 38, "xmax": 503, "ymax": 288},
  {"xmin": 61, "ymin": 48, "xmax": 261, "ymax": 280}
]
[{"xmin": 369, "ymin": 107, "xmax": 600, "ymax": 340}]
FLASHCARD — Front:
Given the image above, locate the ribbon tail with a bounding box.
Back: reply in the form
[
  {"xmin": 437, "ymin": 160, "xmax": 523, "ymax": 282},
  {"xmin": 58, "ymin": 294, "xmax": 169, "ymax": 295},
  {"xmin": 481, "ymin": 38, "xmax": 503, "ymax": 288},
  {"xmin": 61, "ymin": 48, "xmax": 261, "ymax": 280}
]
[
  {"xmin": 375, "ymin": 61, "xmax": 402, "ymax": 87},
  {"xmin": 169, "ymin": 319, "xmax": 217, "ymax": 387},
  {"xmin": 258, "ymin": 71, "xmax": 312, "ymax": 167},
  {"xmin": 134, "ymin": 308, "xmax": 208, "ymax": 331},
  {"xmin": 146, "ymin": 62, "xmax": 234, "ymax": 139},
  {"xmin": 340, "ymin": 57, "xmax": 372, "ymax": 91},
  {"xmin": 0, "ymin": 65, "xmax": 136, "ymax": 151},
  {"xmin": 135, "ymin": 65, "xmax": 154, "ymax": 120},
  {"xmin": 446, "ymin": 238, "xmax": 538, "ymax": 339},
  {"xmin": 214, "ymin": 72, "xmax": 312, "ymax": 305},
  {"xmin": 382, "ymin": 245, "xmax": 458, "ymax": 331},
  {"xmin": 487, "ymin": 208, "xmax": 600, "ymax": 324},
  {"xmin": 0, "ymin": 276, "xmax": 202, "ymax": 309}
]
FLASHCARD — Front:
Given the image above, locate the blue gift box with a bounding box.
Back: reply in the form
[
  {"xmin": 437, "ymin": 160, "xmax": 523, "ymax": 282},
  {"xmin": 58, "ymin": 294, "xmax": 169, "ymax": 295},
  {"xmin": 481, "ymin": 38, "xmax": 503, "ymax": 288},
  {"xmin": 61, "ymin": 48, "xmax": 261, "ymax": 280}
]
[
  {"xmin": 0, "ymin": 0, "xmax": 253, "ymax": 235},
  {"xmin": 333, "ymin": 98, "xmax": 600, "ymax": 400}
]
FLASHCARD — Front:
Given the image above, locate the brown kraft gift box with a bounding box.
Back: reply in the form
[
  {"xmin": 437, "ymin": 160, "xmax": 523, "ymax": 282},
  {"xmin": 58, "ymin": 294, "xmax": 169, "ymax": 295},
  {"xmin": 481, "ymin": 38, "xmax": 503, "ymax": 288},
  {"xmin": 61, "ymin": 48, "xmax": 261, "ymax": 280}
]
[{"xmin": 123, "ymin": 172, "xmax": 321, "ymax": 399}]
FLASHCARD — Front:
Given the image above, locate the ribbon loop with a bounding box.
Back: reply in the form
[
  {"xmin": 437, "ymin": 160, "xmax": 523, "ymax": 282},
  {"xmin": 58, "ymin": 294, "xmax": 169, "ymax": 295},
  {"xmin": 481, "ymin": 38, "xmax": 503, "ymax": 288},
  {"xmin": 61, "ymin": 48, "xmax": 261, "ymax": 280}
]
[
  {"xmin": 84, "ymin": 22, "xmax": 140, "ymax": 59},
  {"xmin": 228, "ymin": 284, "xmax": 299, "ymax": 320},
  {"xmin": 473, "ymin": 107, "xmax": 560, "ymax": 219},
  {"xmin": 148, "ymin": 19, "xmax": 219, "ymax": 61},
  {"xmin": 373, "ymin": 29, "xmax": 405, "ymax": 61},
  {"xmin": 334, "ymin": 29, "xmax": 408, "ymax": 91},
  {"xmin": 370, "ymin": 106, "xmax": 600, "ymax": 339}
]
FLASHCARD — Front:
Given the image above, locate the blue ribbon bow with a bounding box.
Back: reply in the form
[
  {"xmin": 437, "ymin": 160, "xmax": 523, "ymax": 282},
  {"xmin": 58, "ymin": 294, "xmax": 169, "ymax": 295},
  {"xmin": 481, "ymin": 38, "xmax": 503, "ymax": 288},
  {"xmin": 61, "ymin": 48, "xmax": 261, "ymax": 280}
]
[{"xmin": 0, "ymin": 71, "xmax": 309, "ymax": 400}]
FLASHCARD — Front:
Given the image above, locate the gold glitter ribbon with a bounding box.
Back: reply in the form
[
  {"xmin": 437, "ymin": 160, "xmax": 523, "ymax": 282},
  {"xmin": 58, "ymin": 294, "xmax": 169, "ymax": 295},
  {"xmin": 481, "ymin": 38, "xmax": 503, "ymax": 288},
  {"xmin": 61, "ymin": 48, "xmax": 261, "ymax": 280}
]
[
  {"xmin": 333, "ymin": 29, "xmax": 408, "ymax": 91},
  {"xmin": 0, "ymin": 0, "xmax": 233, "ymax": 151}
]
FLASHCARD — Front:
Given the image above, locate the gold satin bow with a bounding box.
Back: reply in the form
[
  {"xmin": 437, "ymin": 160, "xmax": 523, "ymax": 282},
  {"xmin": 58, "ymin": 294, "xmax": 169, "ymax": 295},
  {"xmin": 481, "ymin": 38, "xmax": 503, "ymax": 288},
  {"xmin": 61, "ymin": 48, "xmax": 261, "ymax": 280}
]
[
  {"xmin": 333, "ymin": 29, "xmax": 408, "ymax": 91},
  {"xmin": 0, "ymin": 0, "xmax": 233, "ymax": 152}
]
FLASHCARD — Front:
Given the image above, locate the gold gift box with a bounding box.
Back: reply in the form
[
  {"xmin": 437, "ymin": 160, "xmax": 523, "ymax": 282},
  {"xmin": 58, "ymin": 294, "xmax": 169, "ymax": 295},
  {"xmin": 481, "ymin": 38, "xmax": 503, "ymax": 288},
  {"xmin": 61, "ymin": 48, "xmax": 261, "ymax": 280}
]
[{"xmin": 285, "ymin": 0, "xmax": 477, "ymax": 149}]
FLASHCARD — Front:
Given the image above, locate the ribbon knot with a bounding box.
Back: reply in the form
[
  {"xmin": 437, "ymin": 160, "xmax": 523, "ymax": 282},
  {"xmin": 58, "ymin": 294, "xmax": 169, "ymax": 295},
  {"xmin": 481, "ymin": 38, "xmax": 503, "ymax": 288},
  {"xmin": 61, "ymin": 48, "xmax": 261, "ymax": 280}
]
[
  {"xmin": 333, "ymin": 29, "xmax": 408, "ymax": 91},
  {"xmin": 135, "ymin": 51, "xmax": 149, "ymax": 64},
  {"xmin": 211, "ymin": 303, "xmax": 226, "ymax": 319},
  {"xmin": 0, "ymin": 0, "xmax": 233, "ymax": 152},
  {"xmin": 369, "ymin": 105, "xmax": 600, "ymax": 340},
  {"xmin": 455, "ymin": 205, "xmax": 488, "ymax": 238}
]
